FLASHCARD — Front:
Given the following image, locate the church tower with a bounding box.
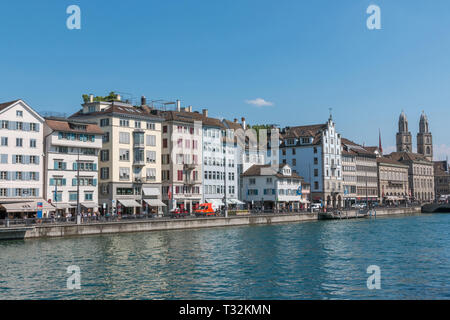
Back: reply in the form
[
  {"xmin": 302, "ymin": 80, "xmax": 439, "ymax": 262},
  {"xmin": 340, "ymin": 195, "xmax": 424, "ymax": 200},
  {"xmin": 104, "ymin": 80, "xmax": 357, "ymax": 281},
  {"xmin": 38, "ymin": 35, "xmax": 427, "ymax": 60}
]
[
  {"xmin": 417, "ymin": 111, "xmax": 433, "ymax": 161},
  {"xmin": 396, "ymin": 111, "xmax": 412, "ymax": 152}
]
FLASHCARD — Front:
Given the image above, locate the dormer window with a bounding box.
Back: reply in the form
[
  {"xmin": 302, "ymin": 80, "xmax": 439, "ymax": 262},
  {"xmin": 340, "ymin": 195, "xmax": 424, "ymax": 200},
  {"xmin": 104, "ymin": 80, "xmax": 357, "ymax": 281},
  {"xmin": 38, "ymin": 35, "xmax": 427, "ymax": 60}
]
[
  {"xmin": 16, "ymin": 110, "xmax": 23, "ymax": 117},
  {"xmin": 301, "ymin": 137, "xmax": 310, "ymax": 144},
  {"xmin": 287, "ymin": 139, "xmax": 295, "ymax": 145}
]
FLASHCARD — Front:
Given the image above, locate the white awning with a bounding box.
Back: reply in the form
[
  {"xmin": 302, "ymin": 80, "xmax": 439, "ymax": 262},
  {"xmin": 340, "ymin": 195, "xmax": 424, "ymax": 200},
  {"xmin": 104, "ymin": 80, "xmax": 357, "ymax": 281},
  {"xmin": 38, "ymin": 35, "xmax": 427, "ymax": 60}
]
[
  {"xmin": 143, "ymin": 199, "xmax": 166, "ymax": 207},
  {"xmin": 118, "ymin": 199, "xmax": 141, "ymax": 207},
  {"xmin": 81, "ymin": 202, "xmax": 99, "ymax": 209},
  {"xmin": 230, "ymin": 199, "xmax": 245, "ymax": 205},
  {"xmin": 53, "ymin": 203, "xmax": 74, "ymax": 209},
  {"xmin": 143, "ymin": 187, "xmax": 160, "ymax": 196},
  {"xmin": 0, "ymin": 199, "xmax": 54, "ymax": 212},
  {"xmin": 206, "ymin": 199, "xmax": 224, "ymax": 206}
]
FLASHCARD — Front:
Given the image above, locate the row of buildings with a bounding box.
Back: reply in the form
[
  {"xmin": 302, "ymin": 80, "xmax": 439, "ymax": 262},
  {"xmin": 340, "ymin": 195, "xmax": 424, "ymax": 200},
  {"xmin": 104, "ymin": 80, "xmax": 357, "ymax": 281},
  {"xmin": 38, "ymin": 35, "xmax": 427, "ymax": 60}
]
[{"xmin": 0, "ymin": 96, "xmax": 449, "ymax": 217}]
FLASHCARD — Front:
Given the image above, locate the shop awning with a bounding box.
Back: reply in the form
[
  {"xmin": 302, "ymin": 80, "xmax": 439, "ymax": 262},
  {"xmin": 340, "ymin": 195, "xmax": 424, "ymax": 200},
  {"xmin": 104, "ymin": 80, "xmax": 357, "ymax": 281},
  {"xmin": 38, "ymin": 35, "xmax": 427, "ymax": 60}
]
[
  {"xmin": 0, "ymin": 199, "xmax": 54, "ymax": 213},
  {"xmin": 143, "ymin": 199, "xmax": 166, "ymax": 207},
  {"xmin": 81, "ymin": 202, "xmax": 99, "ymax": 209},
  {"xmin": 53, "ymin": 203, "xmax": 74, "ymax": 209},
  {"xmin": 143, "ymin": 188, "xmax": 160, "ymax": 196},
  {"xmin": 206, "ymin": 199, "xmax": 224, "ymax": 206},
  {"xmin": 118, "ymin": 199, "xmax": 141, "ymax": 208},
  {"xmin": 230, "ymin": 199, "xmax": 245, "ymax": 205}
]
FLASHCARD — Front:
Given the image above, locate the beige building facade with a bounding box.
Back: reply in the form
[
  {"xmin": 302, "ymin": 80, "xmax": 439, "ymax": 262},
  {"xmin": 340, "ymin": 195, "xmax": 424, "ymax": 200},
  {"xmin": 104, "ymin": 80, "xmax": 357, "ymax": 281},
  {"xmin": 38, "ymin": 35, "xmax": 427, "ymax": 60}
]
[
  {"xmin": 70, "ymin": 97, "xmax": 165, "ymax": 215},
  {"xmin": 377, "ymin": 157, "xmax": 409, "ymax": 204},
  {"xmin": 388, "ymin": 152, "xmax": 434, "ymax": 203}
]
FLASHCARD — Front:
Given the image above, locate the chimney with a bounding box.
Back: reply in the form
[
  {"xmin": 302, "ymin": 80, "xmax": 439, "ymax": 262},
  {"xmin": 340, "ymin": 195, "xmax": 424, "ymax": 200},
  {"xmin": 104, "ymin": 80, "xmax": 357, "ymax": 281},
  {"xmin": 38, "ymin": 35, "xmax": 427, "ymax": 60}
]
[
  {"xmin": 241, "ymin": 117, "xmax": 246, "ymax": 130},
  {"xmin": 176, "ymin": 100, "xmax": 181, "ymax": 112},
  {"xmin": 141, "ymin": 96, "xmax": 146, "ymax": 106},
  {"xmin": 202, "ymin": 109, "xmax": 208, "ymax": 117},
  {"xmin": 234, "ymin": 118, "xmax": 238, "ymax": 123},
  {"xmin": 89, "ymin": 94, "xmax": 94, "ymax": 103},
  {"xmin": 188, "ymin": 105, "xmax": 193, "ymax": 112}
]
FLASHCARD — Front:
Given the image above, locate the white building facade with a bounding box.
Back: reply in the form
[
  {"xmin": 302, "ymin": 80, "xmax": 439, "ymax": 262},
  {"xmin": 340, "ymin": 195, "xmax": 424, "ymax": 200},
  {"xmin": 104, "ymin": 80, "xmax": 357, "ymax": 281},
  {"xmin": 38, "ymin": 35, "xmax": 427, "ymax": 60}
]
[
  {"xmin": 43, "ymin": 118, "xmax": 103, "ymax": 215},
  {"xmin": 242, "ymin": 164, "xmax": 308, "ymax": 211},
  {"xmin": 280, "ymin": 116, "xmax": 343, "ymax": 208},
  {"xmin": 0, "ymin": 99, "xmax": 53, "ymax": 217},
  {"xmin": 202, "ymin": 115, "xmax": 238, "ymax": 208}
]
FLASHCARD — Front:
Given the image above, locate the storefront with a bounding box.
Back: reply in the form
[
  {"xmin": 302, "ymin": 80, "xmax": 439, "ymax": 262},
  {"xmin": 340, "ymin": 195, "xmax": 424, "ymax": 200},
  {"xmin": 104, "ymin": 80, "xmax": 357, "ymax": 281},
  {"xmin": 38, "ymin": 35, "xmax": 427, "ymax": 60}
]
[
  {"xmin": 0, "ymin": 199, "xmax": 55, "ymax": 219},
  {"xmin": 117, "ymin": 199, "xmax": 141, "ymax": 215}
]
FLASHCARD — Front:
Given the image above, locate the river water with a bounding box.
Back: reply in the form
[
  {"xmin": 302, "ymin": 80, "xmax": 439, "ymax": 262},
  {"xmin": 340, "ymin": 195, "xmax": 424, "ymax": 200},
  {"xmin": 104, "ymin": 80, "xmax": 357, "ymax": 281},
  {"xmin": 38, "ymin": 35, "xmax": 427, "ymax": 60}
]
[{"xmin": 0, "ymin": 213, "xmax": 449, "ymax": 300}]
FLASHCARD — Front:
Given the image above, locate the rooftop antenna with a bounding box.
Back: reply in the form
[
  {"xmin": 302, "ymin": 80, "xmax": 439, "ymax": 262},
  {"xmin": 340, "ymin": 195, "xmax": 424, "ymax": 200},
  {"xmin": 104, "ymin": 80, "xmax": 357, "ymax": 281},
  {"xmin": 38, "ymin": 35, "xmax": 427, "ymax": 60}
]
[{"xmin": 329, "ymin": 107, "xmax": 333, "ymax": 120}]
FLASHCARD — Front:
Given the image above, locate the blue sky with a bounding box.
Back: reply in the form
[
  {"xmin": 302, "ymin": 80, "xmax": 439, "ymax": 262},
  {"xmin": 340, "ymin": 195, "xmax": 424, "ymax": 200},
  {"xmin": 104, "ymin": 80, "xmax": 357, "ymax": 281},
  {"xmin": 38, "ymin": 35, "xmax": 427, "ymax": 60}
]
[{"xmin": 1, "ymin": 0, "xmax": 450, "ymax": 159}]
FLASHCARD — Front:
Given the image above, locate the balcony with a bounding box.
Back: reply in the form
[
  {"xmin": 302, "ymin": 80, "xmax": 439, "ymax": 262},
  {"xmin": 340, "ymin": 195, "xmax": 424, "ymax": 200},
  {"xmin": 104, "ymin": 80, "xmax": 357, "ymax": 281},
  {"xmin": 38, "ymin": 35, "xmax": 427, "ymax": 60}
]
[
  {"xmin": 133, "ymin": 159, "xmax": 145, "ymax": 166},
  {"xmin": 183, "ymin": 163, "xmax": 196, "ymax": 171},
  {"xmin": 133, "ymin": 148, "xmax": 145, "ymax": 166},
  {"xmin": 133, "ymin": 132, "xmax": 145, "ymax": 148}
]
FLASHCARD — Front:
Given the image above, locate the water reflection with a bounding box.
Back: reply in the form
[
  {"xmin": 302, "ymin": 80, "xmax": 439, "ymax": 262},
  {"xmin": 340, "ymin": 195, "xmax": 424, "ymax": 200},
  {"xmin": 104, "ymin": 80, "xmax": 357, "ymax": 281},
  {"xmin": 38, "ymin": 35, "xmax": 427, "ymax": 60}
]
[{"xmin": 0, "ymin": 214, "xmax": 449, "ymax": 299}]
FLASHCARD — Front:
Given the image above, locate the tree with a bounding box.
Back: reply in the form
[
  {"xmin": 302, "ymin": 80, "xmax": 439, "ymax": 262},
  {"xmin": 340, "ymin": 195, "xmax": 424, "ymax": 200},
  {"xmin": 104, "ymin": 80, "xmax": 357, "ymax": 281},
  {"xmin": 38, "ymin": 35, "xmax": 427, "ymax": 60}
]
[{"xmin": 82, "ymin": 92, "xmax": 119, "ymax": 103}]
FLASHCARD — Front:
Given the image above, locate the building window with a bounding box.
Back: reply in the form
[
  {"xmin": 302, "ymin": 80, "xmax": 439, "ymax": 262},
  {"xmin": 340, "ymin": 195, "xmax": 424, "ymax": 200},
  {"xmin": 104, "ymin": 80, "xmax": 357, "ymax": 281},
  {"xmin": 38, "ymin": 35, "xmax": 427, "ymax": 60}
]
[
  {"xmin": 119, "ymin": 132, "xmax": 130, "ymax": 144},
  {"xmin": 16, "ymin": 110, "xmax": 23, "ymax": 117},
  {"xmin": 103, "ymin": 132, "xmax": 110, "ymax": 143},
  {"xmin": 146, "ymin": 135, "xmax": 156, "ymax": 146},
  {"xmin": 84, "ymin": 192, "xmax": 93, "ymax": 201},
  {"xmin": 16, "ymin": 138, "xmax": 23, "ymax": 147},
  {"xmin": 1, "ymin": 137, "xmax": 8, "ymax": 146},
  {"xmin": 146, "ymin": 168, "xmax": 156, "ymax": 181},
  {"xmin": 100, "ymin": 118, "xmax": 110, "ymax": 127},
  {"xmin": 100, "ymin": 150, "xmax": 109, "ymax": 162},
  {"xmin": 119, "ymin": 167, "xmax": 130, "ymax": 180},
  {"xmin": 29, "ymin": 139, "xmax": 37, "ymax": 148},
  {"xmin": 100, "ymin": 167, "xmax": 109, "ymax": 180},
  {"xmin": 146, "ymin": 122, "xmax": 155, "ymax": 130},
  {"xmin": 119, "ymin": 119, "xmax": 129, "ymax": 127},
  {"xmin": 119, "ymin": 149, "xmax": 130, "ymax": 161}
]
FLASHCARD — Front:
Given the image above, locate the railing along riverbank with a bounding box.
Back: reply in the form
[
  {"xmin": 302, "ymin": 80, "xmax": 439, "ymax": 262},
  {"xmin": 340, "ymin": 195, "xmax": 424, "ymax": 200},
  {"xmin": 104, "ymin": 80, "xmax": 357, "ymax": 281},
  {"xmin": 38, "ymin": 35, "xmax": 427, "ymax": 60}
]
[{"xmin": 0, "ymin": 206, "xmax": 423, "ymax": 240}]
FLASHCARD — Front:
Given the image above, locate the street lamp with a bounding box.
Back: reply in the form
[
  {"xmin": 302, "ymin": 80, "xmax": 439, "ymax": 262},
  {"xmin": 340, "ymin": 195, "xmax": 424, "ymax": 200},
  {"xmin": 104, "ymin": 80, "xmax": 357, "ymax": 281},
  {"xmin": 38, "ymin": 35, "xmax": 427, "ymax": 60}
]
[{"xmin": 76, "ymin": 147, "xmax": 81, "ymax": 224}]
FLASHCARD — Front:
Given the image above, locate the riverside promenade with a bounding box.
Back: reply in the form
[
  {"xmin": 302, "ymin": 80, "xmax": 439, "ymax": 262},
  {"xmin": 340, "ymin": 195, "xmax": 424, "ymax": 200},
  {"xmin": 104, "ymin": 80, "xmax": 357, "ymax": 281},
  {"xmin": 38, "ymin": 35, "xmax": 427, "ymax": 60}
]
[{"xmin": 0, "ymin": 206, "xmax": 422, "ymax": 240}]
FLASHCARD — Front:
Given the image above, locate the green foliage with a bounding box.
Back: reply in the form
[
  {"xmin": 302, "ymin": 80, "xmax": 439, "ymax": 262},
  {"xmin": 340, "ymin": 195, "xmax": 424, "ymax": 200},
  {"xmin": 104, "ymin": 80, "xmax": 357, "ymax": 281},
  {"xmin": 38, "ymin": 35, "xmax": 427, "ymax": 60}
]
[{"xmin": 82, "ymin": 92, "xmax": 119, "ymax": 103}]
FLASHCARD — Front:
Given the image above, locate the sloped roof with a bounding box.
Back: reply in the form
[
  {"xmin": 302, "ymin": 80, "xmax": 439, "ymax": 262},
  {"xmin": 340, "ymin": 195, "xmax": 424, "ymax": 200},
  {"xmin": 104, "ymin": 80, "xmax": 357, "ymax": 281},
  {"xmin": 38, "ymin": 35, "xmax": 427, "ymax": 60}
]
[
  {"xmin": 162, "ymin": 110, "xmax": 226, "ymax": 128},
  {"xmin": 341, "ymin": 138, "xmax": 375, "ymax": 156},
  {"xmin": 280, "ymin": 123, "xmax": 327, "ymax": 146},
  {"xmin": 387, "ymin": 152, "xmax": 432, "ymax": 163},
  {"xmin": 70, "ymin": 103, "xmax": 164, "ymax": 121},
  {"xmin": 0, "ymin": 99, "xmax": 20, "ymax": 112},
  {"xmin": 223, "ymin": 119, "xmax": 244, "ymax": 130},
  {"xmin": 377, "ymin": 157, "xmax": 409, "ymax": 167},
  {"xmin": 242, "ymin": 164, "xmax": 304, "ymax": 180},
  {"xmin": 45, "ymin": 118, "xmax": 104, "ymax": 135}
]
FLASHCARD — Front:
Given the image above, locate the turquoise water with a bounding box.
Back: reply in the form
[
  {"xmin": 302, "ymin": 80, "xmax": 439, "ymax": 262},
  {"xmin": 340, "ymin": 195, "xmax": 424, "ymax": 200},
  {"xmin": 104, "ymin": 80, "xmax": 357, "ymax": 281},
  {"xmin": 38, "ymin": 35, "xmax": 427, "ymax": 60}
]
[{"xmin": 0, "ymin": 213, "xmax": 449, "ymax": 300}]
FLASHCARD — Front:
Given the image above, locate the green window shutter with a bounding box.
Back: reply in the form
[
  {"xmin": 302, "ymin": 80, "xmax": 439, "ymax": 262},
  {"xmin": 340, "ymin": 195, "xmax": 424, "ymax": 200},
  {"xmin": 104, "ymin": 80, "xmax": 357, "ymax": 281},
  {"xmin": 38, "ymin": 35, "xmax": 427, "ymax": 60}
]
[{"xmin": 72, "ymin": 178, "xmax": 77, "ymax": 186}]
